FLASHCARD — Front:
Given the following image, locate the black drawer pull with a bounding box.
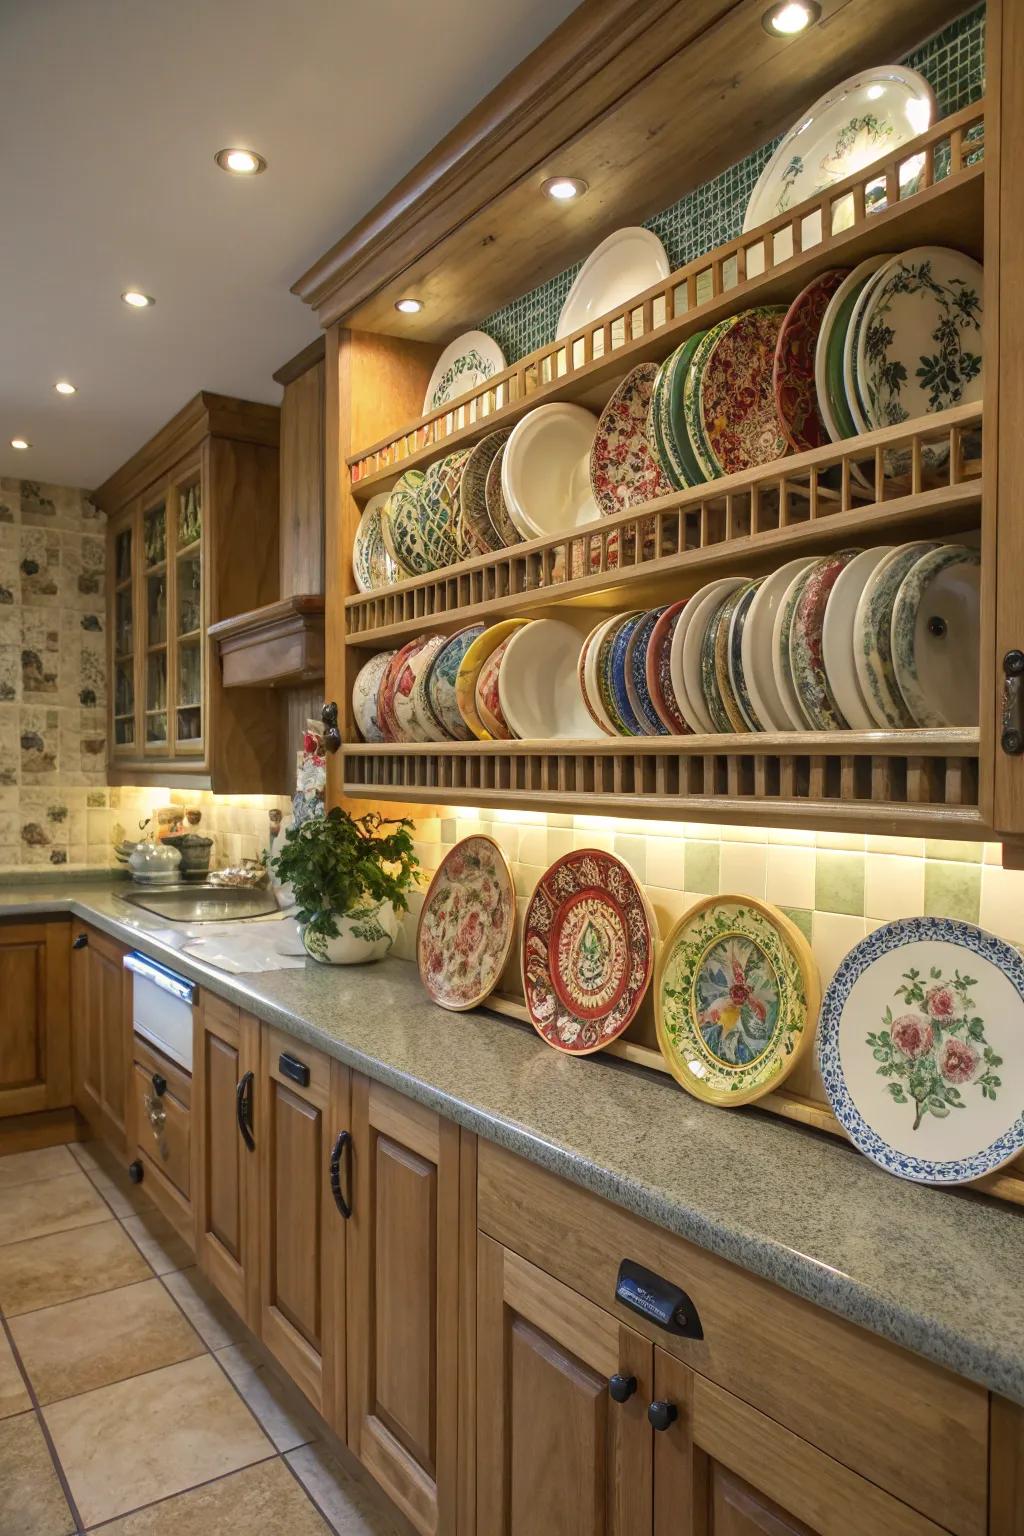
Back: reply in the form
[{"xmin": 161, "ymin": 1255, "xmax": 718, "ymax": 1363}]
[
  {"xmin": 72, "ymin": 932, "xmax": 88, "ymax": 950},
  {"xmin": 330, "ymin": 1129, "xmax": 352, "ymax": 1219},
  {"xmin": 279, "ymin": 1052, "xmax": 310, "ymax": 1088},
  {"xmin": 648, "ymin": 1400, "xmax": 678, "ymax": 1432},
  {"xmin": 151, "ymin": 1072, "xmax": 167, "ymax": 1097},
  {"xmin": 235, "ymin": 1070, "xmax": 255, "ymax": 1150},
  {"xmin": 609, "ymin": 1374, "xmax": 637, "ymax": 1404},
  {"xmin": 615, "ymin": 1258, "xmax": 704, "ymax": 1339}
]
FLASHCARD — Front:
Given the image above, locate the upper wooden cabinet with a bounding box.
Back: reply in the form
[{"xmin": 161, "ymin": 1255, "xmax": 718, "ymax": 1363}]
[
  {"xmin": 0, "ymin": 919, "xmax": 70, "ymax": 1119},
  {"xmin": 94, "ymin": 391, "xmax": 282, "ymax": 792}
]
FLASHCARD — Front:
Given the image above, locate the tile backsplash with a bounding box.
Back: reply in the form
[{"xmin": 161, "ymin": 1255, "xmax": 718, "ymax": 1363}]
[{"xmin": 391, "ymin": 812, "xmax": 1024, "ymax": 998}]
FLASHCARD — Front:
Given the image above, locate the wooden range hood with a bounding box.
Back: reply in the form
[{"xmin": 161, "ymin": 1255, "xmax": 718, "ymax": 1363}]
[{"xmin": 291, "ymin": 0, "xmax": 972, "ymax": 341}]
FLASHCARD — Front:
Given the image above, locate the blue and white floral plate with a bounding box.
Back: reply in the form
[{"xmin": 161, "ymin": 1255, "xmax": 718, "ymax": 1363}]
[{"xmin": 818, "ymin": 917, "xmax": 1024, "ymax": 1184}]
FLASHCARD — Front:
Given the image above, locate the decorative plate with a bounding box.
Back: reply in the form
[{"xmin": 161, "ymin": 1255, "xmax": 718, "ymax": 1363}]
[
  {"xmin": 772, "ymin": 563, "xmax": 819, "ymax": 731},
  {"xmin": 351, "ymin": 650, "xmax": 395, "ymax": 743},
  {"xmin": 392, "ymin": 635, "xmax": 447, "ymax": 743},
  {"xmin": 843, "ymin": 260, "xmax": 892, "ymax": 434},
  {"xmin": 597, "ymin": 613, "xmax": 645, "ymax": 736},
  {"xmin": 854, "ymin": 541, "xmax": 939, "ymax": 728},
  {"xmin": 415, "ymin": 453, "xmax": 465, "ymax": 570},
  {"xmin": 725, "ymin": 578, "xmax": 764, "ymax": 732},
  {"xmin": 498, "ymin": 619, "xmax": 603, "ymax": 741},
  {"xmin": 817, "ymin": 917, "xmax": 1024, "ymax": 1184},
  {"xmin": 475, "ymin": 635, "xmax": 516, "ymax": 740},
  {"xmin": 742, "ymin": 67, "xmax": 935, "ymax": 233},
  {"xmin": 581, "ymin": 616, "xmax": 624, "ymax": 736},
  {"xmin": 556, "ymin": 227, "xmax": 670, "ymax": 347},
  {"xmin": 739, "ymin": 558, "xmax": 817, "ymax": 732},
  {"xmin": 408, "ymin": 633, "xmax": 452, "ymax": 741},
  {"xmin": 856, "ymin": 247, "xmax": 984, "ymax": 437},
  {"xmin": 698, "ymin": 307, "xmax": 789, "ymax": 477},
  {"xmin": 788, "ymin": 548, "xmax": 862, "ymax": 730},
  {"xmin": 773, "ymin": 270, "xmax": 848, "ymax": 452},
  {"xmin": 655, "ymin": 896, "xmax": 819, "ymax": 1106},
  {"xmin": 677, "ymin": 577, "xmax": 747, "ymax": 734},
  {"xmin": 625, "ymin": 607, "xmax": 670, "ymax": 736},
  {"xmin": 712, "ymin": 582, "xmax": 756, "ymax": 733},
  {"xmin": 590, "ymin": 364, "xmax": 670, "ymax": 516},
  {"xmin": 815, "ymin": 256, "xmax": 893, "ymax": 444},
  {"xmin": 484, "ymin": 442, "xmax": 522, "ymax": 549},
  {"xmin": 820, "ymin": 547, "xmax": 893, "ymax": 730},
  {"xmin": 416, "ymin": 835, "xmax": 516, "ymax": 1011},
  {"xmin": 352, "ymin": 494, "xmax": 400, "ymax": 592},
  {"xmin": 454, "ymin": 620, "xmax": 530, "ymax": 740},
  {"xmin": 702, "ymin": 589, "xmax": 742, "ymax": 733},
  {"xmin": 502, "ymin": 403, "xmax": 600, "ymax": 540},
  {"xmin": 386, "ymin": 469, "xmax": 435, "ymax": 577},
  {"xmin": 663, "ymin": 332, "xmax": 710, "ymax": 488},
  {"xmin": 645, "ymin": 359, "xmax": 682, "ymax": 492},
  {"xmin": 378, "ymin": 635, "xmax": 429, "ymax": 742},
  {"xmin": 646, "ymin": 599, "xmax": 692, "ymax": 735},
  {"xmin": 523, "ymin": 848, "xmax": 657, "ymax": 1054},
  {"xmin": 423, "ymin": 331, "xmax": 506, "ymax": 414},
  {"xmin": 459, "ymin": 431, "xmax": 510, "ymax": 557},
  {"xmin": 891, "ymin": 543, "xmax": 981, "ymax": 728},
  {"xmin": 427, "ymin": 624, "xmax": 484, "ymax": 742},
  {"xmin": 683, "ymin": 318, "xmax": 740, "ymax": 481}
]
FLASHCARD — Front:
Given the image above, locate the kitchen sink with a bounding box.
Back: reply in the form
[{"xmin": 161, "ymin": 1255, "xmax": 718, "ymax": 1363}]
[{"xmin": 118, "ymin": 884, "xmax": 283, "ymax": 922}]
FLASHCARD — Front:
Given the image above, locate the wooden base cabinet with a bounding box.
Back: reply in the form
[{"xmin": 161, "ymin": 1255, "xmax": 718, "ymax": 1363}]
[
  {"xmin": 193, "ymin": 993, "xmax": 260, "ymax": 1329},
  {"xmin": 71, "ymin": 923, "xmax": 130, "ymax": 1152},
  {"xmin": 0, "ymin": 920, "xmax": 70, "ymax": 1119},
  {"xmin": 258, "ymin": 1025, "xmax": 348, "ymax": 1422},
  {"xmin": 347, "ymin": 1074, "xmax": 461, "ymax": 1536},
  {"xmin": 129, "ymin": 1033, "xmax": 193, "ymax": 1246}
]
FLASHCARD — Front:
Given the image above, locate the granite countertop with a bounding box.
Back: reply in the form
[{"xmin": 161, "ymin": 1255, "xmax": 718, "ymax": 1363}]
[{"xmin": 5, "ymin": 876, "xmax": 1024, "ymax": 1404}]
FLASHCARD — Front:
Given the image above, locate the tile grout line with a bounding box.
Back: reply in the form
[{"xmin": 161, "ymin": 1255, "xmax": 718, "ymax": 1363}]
[
  {"xmin": 80, "ymin": 1451, "xmax": 282, "ymax": 1533},
  {"xmin": 0, "ymin": 1308, "xmax": 87, "ymax": 1536}
]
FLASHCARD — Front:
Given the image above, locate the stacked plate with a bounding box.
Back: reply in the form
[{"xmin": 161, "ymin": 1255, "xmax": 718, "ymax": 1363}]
[{"xmin": 352, "ymin": 618, "xmax": 606, "ymax": 744}]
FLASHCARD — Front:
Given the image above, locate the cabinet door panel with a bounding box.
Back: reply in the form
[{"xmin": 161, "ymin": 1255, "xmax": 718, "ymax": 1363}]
[
  {"xmin": 0, "ymin": 922, "xmax": 69, "ymax": 1117},
  {"xmin": 711, "ymin": 1467, "xmax": 813, "ymax": 1536},
  {"xmin": 72, "ymin": 924, "xmax": 128, "ymax": 1149},
  {"xmin": 477, "ymin": 1235, "xmax": 652, "ymax": 1536},
  {"xmin": 194, "ymin": 997, "xmax": 258, "ymax": 1327},
  {"xmin": 348, "ymin": 1074, "xmax": 460, "ymax": 1536},
  {"xmin": 271, "ymin": 1086, "xmax": 322, "ymax": 1344}
]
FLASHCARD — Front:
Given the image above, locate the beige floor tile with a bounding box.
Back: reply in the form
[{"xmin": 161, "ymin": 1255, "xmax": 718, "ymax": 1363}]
[
  {"xmin": 287, "ymin": 1440, "xmax": 411, "ymax": 1535},
  {"xmin": 0, "ymin": 1329, "xmax": 31, "ymax": 1420},
  {"xmin": 215, "ymin": 1340, "xmax": 320, "ymax": 1452},
  {"xmin": 0, "ymin": 1144, "xmax": 78, "ymax": 1188},
  {"xmin": 44, "ymin": 1353, "xmax": 274, "ymax": 1528},
  {"xmin": 161, "ymin": 1265, "xmax": 247, "ymax": 1350},
  {"xmin": 0, "ymin": 1412, "xmax": 75, "ymax": 1536},
  {"xmin": 68, "ymin": 1140, "xmax": 154, "ymax": 1218},
  {"xmin": 93, "ymin": 1456, "xmax": 332, "ymax": 1535},
  {"xmin": 0, "ymin": 1169, "xmax": 110, "ymax": 1247},
  {"xmin": 0, "ymin": 1219, "xmax": 151, "ymax": 1317},
  {"xmin": 121, "ymin": 1209, "xmax": 194, "ymax": 1275},
  {"xmin": 11, "ymin": 1276, "xmax": 204, "ymax": 1405}
]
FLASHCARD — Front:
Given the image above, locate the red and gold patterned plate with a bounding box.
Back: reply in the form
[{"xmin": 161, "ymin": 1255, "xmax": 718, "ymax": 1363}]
[
  {"xmin": 589, "ymin": 363, "xmax": 670, "ymax": 516},
  {"xmin": 773, "ymin": 270, "xmax": 849, "ymax": 453},
  {"xmin": 523, "ymin": 849, "xmax": 657, "ymax": 1054},
  {"xmin": 377, "ymin": 635, "xmax": 428, "ymax": 742},
  {"xmin": 698, "ymin": 306, "xmax": 789, "ymax": 477},
  {"xmin": 417, "ymin": 835, "xmax": 516, "ymax": 1011}
]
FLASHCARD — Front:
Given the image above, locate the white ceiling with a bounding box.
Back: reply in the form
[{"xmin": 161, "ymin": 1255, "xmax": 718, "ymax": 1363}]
[{"xmin": 0, "ymin": 0, "xmax": 578, "ymax": 489}]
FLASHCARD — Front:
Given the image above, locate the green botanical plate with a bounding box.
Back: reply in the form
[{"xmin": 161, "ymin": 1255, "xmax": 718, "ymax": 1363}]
[
  {"xmin": 665, "ymin": 331, "xmax": 710, "ymax": 488},
  {"xmin": 683, "ymin": 318, "xmax": 740, "ymax": 482},
  {"xmin": 655, "ymin": 896, "xmax": 819, "ymax": 1107},
  {"xmin": 386, "ymin": 469, "xmax": 430, "ymax": 577}
]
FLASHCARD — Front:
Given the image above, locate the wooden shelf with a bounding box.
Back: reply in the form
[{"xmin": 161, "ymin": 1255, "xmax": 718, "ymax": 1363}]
[
  {"xmin": 346, "ymin": 104, "xmax": 984, "ymax": 497},
  {"xmin": 345, "ymin": 405, "xmax": 982, "ymax": 646},
  {"xmin": 343, "ymin": 730, "xmax": 982, "ymax": 839}
]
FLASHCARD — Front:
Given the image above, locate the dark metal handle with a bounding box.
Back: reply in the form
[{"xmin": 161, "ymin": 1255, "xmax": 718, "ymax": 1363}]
[
  {"xmin": 1002, "ymin": 650, "xmax": 1024, "ymax": 754},
  {"xmin": 330, "ymin": 1129, "xmax": 352, "ymax": 1218},
  {"xmin": 235, "ymin": 1071, "xmax": 255, "ymax": 1151},
  {"xmin": 321, "ymin": 701, "xmax": 341, "ymax": 754},
  {"xmin": 72, "ymin": 932, "xmax": 88, "ymax": 950},
  {"xmin": 647, "ymin": 1400, "xmax": 678, "ymax": 1432},
  {"xmin": 609, "ymin": 1374, "xmax": 637, "ymax": 1404},
  {"xmin": 151, "ymin": 1072, "xmax": 167, "ymax": 1097},
  {"xmin": 279, "ymin": 1052, "xmax": 310, "ymax": 1088}
]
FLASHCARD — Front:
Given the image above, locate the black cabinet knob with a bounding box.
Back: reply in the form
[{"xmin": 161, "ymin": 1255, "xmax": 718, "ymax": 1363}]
[
  {"xmin": 72, "ymin": 932, "xmax": 88, "ymax": 949},
  {"xmin": 647, "ymin": 1400, "xmax": 678, "ymax": 1432},
  {"xmin": 127, "ymin": 1159, "xmax": 144, "ymax": 1185},
  {"xmin": 608, "ymin": 1374, "xmax": 637, "ymax": 1404},
  {"xmin": 151, "ymin": 1072, "xmax": 167, "ymax": 1097}
]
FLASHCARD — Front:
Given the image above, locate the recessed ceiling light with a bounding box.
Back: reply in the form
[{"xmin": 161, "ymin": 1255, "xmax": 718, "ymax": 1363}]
[
  {"xmin": 541, "ymin": 176, "xmax": 588, "ymax": 201},
  {"xmin": 215, "ymin": 147, "xmax": 267, "ymax": 176},
  {"xmin": 395, "ymin": 297, "xmax": 423, "ymax": 314},
  {"xmin": 761, "ymin": 1, "xmax": 821, "ymax": 35},
  {"xmin": 55, "ymin": 380, "xmax": 76, "ymax": 395},
  {"xmin": 122, "ymin": 290, "xmax": 155, "ymax": 308},
  {"xmin": 11, "ymin": 438, "xmax": 30, "ymax": 451}
]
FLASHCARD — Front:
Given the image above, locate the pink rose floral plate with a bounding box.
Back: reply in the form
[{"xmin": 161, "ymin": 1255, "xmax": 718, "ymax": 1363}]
[
  {"xmin": 522, "ymin": 849, "xmax": 656, "ymax": 1054},
  {"xmin": 417, "ymin": 835, "xmax": 516, "ymax": 1011},
  {"xmin": 589, "ymin": 363, "xmax": 670, "ymax": 516},
  {"xmin": 818, "ymin": 916, "xmax": 1024, "ymax": 1184}
]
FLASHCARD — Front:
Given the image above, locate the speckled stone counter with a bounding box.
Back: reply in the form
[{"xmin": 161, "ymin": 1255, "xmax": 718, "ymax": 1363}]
[{"xmin": 5, "ymin": 876, "xmax": 1024, "ymax": 1404}]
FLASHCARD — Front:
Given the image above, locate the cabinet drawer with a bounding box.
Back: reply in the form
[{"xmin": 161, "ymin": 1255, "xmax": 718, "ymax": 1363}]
[
  {"xmin": 263, "ymin": 1025, "xmax": 331, "ymax": 1100},
  {"xmin": 132, "ymin": 1060, "xmax": 190, "ymax": 1201},
  {"xmin": 477, "ymin": 1140, "xmax": 988, "ymax": 1536}
]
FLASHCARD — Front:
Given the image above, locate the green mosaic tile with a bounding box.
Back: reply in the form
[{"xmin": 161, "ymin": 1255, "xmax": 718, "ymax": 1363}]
[
  {"xmin": 781, "ymin": 906, "xmax": 813, "ymax": 942},
  {"xmin": 478, "ymin": 5, "xmax": 985, "ymax": 363},
  {"xmin": 684, "ymin": 840, "xmax": 720, "ymax": 895},
  {"xmin": 924, "ymin": 839, "xmax": 982, "ymax": 864},
  {"xmin": 815, "ymin": 852, "xmax": 866, "ymax": 916},
  {"xmin": 924, "ymin": 860, "xmax": 981, "ymax": 922}
]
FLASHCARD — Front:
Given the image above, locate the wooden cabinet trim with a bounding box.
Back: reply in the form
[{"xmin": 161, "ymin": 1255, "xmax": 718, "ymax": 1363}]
[{"xmin": 0, "ymin": 920, "xmax": 70, "ymax": 1118}]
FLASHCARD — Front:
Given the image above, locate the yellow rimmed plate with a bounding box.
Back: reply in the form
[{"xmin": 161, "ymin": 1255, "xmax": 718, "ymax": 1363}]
[
  {"xmin": 454, "ymin": 619, "xmax": 530, "ymax": 740},
  {"xmin": 655, "ymin": 895, "xmax": 819, "ymax": 1106}
]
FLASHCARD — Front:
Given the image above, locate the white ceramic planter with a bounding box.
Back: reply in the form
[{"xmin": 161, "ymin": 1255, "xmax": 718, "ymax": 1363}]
[{"xmin": 301, "ymin": 901, "xmax": 400, "ymax": 965}]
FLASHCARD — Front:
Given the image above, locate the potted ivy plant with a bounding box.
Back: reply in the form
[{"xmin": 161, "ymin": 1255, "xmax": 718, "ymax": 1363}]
[{"xmin": 271, "ymin": 807, "xmax": 418, "ymax": 965}]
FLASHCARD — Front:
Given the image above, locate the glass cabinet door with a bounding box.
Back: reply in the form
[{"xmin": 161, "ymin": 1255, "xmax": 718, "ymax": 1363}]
[
  {"xmin": 142, "ymin": 499, "xmax": 168, "ymax": 747},
  {"xmin": 173, "ymin": 476, "xmax": 203, "ymax": 751},
  {"xmin": 112, "ymin": 521, "xmax": 136, "ymax": 749}
]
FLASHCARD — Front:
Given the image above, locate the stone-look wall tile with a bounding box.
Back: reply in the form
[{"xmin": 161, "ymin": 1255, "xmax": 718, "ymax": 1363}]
[
  {"xmin": 684, "ymin": 841, "xmax": 720, "ymax": 895},
  {"xmin": 864, "ymin": 855, "xmax": 926, "ymax": 922},
  {"xmin": 815, "ymin": 851, "xmax": 865, "ymax": 916},
  {"xmin": 925, "ymin": 860, "xmax": 981, "ymax": 923},
  {"xmin": 766, "ymin": 845, "xmax": 815, "ymax": 909},
  {"xmin": 719, "ymin": 840, "xmax": 767, "ymax": 900},
  {"xmin": 925, "ymin": 838, "xmax": 982, "ymax": 864}
]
